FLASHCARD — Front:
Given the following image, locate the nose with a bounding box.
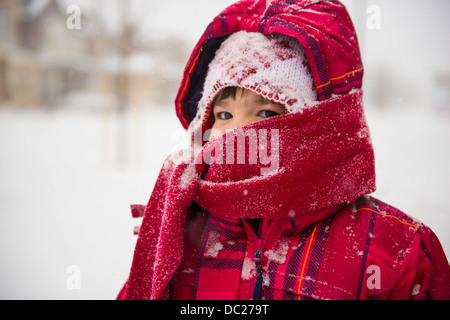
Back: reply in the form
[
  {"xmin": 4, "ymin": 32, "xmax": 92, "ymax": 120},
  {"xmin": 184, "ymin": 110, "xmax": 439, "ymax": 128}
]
[
  {"xmin": 209, "ymin": 117, "xmax": 256, "ymax": 141},
  {"xmin": 229, "ymin": 116, "xmax": 255, "ymax": 131}
]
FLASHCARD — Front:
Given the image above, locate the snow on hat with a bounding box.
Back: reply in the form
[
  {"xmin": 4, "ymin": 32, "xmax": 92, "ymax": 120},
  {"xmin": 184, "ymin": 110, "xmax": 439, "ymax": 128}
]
[{"xmin": 197, "ymin": 31, "xmax": 318, "ymax": 125}]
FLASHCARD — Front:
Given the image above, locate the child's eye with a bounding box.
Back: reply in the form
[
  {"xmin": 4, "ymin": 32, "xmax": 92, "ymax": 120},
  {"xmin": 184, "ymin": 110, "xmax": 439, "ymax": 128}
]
[
  {"xmin": 216, "ymin": 111, "xmax": 233, "ymax": 120},
  {"xmin": 259, "ymin": 110, "xmax": 280, "ymax": 118}
]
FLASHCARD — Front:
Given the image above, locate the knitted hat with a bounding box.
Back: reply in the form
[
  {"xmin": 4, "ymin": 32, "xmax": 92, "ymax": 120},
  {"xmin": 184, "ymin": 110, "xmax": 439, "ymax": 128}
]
[{"xmin": 197, "ymin": 31, "xmax": 318, "ymax": 127}]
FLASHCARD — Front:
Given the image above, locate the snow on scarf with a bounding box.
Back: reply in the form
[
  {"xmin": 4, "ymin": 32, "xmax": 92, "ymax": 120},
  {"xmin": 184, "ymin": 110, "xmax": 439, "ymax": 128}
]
[{"xmin": 122, "ymin": 89, "xmax": 376, "ymax": 300}]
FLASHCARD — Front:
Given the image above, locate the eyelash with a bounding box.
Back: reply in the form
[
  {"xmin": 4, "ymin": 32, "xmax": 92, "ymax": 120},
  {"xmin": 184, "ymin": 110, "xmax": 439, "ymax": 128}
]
[
  {"xmin": 259, "ymin": 110, "xmax": 280, "ymax": 118},
  {"xmin": 215, "ymin": 112, "xmax": 233, "ymax": 120},
  {"xmin": 215, "ymin": 110, "xmax": 281, "ymax": 120}
]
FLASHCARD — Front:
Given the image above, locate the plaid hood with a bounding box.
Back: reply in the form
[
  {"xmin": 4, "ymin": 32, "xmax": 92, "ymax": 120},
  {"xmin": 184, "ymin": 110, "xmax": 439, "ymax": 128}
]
[{"xmin": 175, "ymin": 0, "xmax": 364, "ymax": 129}]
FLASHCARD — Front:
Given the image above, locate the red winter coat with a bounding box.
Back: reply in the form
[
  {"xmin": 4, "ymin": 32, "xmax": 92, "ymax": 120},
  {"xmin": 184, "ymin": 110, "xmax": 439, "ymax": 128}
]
[
  {"xmin": 121, "ymin": 195, "xmax": 449, "ymax": 300},
  {"xmin": 118, "ymin": 0, "xmax": 450, "ymax": 300},
  {"xmin": 168, "ymin": 196, "xmax": 449, "ymax": 300}
]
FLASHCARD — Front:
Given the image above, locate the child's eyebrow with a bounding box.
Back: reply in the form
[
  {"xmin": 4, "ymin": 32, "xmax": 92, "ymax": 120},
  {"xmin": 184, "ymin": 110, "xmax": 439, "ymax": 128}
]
[
  {"xmin": 259, "ymin": 96, "xmax": 279, "ymax": 105},
  {"xmin": 213, "ymin": 100, "xmax": 230, "ymax": 107}
]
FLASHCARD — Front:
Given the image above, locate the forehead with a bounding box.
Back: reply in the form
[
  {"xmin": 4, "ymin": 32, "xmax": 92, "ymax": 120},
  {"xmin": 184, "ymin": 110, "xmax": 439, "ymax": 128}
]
[{"xmin": 214, "ymin": 87, "xmax": 275, "ymax": 106}]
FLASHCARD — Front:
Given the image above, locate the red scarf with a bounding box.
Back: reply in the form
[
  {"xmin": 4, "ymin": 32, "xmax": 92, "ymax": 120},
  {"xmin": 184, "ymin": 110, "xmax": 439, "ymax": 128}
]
[{"xmin": 123, "ymin": 90, "xmax": 376, "ymax": 299}]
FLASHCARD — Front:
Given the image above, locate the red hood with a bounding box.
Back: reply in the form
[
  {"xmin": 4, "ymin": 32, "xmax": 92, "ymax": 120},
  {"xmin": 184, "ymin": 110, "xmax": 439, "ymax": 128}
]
[{"xmin": 175, "ymin": 0, "xmax": 364, "ymax": 129}]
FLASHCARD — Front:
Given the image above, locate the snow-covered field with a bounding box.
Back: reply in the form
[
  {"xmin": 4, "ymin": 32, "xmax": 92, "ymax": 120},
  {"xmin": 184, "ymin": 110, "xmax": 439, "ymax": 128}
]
[{"xmin": 0, "ymin": 105, "xmax": 449, "ymax": 299}]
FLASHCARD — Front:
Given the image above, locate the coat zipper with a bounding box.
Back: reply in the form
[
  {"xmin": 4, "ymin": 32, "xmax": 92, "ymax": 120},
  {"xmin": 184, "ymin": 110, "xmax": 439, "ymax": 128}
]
[
  {"xmin": 243, "ymin": 219, "xmax": 280, "ymax": 300},
  {"xmin": 253, "ymin": 238, "xmax": 264, "ymax": 300}
]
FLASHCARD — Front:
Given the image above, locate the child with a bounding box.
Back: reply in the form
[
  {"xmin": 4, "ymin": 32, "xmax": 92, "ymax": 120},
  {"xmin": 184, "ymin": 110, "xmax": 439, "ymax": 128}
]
[{"xmin": 118, "ymin": 0, "xmax": 450, "ymax": 300}]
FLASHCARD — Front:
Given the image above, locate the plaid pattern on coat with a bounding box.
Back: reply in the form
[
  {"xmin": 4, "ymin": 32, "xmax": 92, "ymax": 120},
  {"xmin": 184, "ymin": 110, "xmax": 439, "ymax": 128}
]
[{"xmin": 169, "ymin": 196, "xmax": 450, "ymax": 300}]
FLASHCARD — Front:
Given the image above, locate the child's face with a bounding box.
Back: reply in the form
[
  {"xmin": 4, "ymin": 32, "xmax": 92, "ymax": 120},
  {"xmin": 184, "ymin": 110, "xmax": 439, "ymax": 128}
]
[{"xmin": 210, "ymin": 88, "xmax": 286, "ymax": 141}]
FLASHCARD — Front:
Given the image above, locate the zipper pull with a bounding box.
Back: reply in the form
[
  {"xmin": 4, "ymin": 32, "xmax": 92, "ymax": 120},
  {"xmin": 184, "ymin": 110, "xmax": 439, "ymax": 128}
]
[{"xmin": 254, "ymin": 239, "xmax": 263, "ymax": 262}]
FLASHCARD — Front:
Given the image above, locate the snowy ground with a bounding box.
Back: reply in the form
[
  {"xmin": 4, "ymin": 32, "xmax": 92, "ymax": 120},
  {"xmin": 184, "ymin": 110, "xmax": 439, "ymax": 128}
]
[{"xmin": 0, "ymin": 104, "xmax": 449, "ymax": 299}]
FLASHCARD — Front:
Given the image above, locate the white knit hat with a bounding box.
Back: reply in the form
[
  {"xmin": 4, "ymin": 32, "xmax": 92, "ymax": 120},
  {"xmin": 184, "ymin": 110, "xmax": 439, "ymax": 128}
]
[
  {"xmin": 186, "ymin": 31, "xmax": 318, "ymax": 149},
  {"xmin": 200, "ymin": 31, "xmax": 317, "ymax": 117}
]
